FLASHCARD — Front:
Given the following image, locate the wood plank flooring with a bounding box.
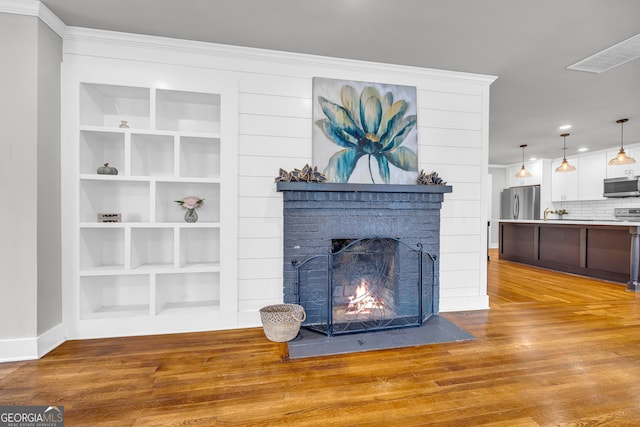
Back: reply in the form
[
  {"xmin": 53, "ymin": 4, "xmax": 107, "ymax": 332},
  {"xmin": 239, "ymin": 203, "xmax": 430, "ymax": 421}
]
[{"xmin": 2, "ymin": 249, "xmax": 640, "ymax": 426}]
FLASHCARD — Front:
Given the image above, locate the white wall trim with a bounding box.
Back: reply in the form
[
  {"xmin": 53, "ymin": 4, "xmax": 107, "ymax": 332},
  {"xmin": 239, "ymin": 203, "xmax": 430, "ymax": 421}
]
[
  {"xmin": 36, "ymin": 0, "xmax": 65, "ymax": 36},
  {"xmin": 0, "ymin": 0, "xmax": 39, "ymax": 16},
  {"xmin": 440, "ymin": 296, "xmax": 490, "ymax": 312},
  {"xmin": 0, "ymin": 324, "xmax": 65, "ymax": 363},
  {"xmin": 0, "ymin": 0, "xmax": 66, "ymax": 37},
  {"xmin": 0, "ymin": 337, "xmax": 38, "ymax": 363},
  {"xmin": 63, "ymin": 26, "xmax": 497, "ymax": 86},
  {"xmin": 37, "ymin": 323, "xmax": 66, "ymax": 358}
]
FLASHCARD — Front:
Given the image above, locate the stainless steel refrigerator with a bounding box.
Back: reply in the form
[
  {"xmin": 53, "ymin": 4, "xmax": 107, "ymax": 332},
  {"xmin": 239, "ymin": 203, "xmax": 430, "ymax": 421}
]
[{"xmin": 500, "ymin": 185, "xmax": 540, "ymax": 220}]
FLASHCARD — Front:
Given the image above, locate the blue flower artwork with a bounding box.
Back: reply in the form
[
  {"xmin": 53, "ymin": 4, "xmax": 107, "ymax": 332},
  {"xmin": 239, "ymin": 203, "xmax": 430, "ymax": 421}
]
[{"xmin": 313, "ymin": 77, "xmax": 418, "ymax": 184}]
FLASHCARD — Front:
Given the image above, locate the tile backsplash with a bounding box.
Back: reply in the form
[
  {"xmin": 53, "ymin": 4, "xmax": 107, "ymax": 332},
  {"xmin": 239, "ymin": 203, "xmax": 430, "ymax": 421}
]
[{"xmin": 551, "ymin": 198, "xmax": 640, "ymax": 220}]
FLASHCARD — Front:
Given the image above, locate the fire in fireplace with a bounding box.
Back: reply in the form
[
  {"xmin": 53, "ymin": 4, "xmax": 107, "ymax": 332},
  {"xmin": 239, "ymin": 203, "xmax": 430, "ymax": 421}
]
[{"xmin": 345, "ymin": 279, "xmax": 386, "ymax": 316}]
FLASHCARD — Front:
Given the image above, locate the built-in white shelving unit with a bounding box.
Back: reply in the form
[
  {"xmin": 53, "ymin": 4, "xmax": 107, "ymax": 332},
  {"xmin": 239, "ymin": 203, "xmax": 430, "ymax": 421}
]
[{"xmin": 63, "ymin": 64, "xmax": 238, "ymax": 338}]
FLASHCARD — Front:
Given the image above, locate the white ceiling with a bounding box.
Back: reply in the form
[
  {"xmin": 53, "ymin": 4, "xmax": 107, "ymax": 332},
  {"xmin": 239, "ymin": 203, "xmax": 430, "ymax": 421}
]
[{"xmin": 40, "ymin": 0, "xmax": 640, "ymax": 164}]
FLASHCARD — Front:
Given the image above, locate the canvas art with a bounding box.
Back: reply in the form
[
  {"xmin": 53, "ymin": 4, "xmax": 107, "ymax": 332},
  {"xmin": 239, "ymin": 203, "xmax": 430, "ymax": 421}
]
[{"xmin": 313, "ymin": 77, "xmax": 418, "ymax": 184}]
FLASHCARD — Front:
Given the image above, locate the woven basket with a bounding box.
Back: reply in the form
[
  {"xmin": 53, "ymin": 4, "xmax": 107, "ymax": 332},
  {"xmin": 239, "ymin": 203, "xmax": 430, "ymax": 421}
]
[{"xmin": 259, "ymin": 304, "xmax": 306, "ymax": 342}]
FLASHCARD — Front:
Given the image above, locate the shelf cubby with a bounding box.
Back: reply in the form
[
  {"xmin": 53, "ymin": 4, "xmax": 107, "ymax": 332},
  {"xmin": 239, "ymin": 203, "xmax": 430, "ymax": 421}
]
[
  {"xmin": 80, "ymin": 228, "xmax": 125, "ymax": 271},
  {"xmin": 79, "ymin": 130, "xmax": 125, "ymax": 175},
  {"xmin": 80, "ymin": 83, "xmax": 150, "ymax": 129},
  {"xmin": 80, "ymin": 179, "xmax": 150, "ymax": 223},
  {"xmin": 156, "ymin": 89, "xmax": 220, "ymax": 133},
  {"xmin": 131, "ymin": 133, "xmax": 175, "ymax": 177},
  {"xmin": 155, "ymin": 181, "xmax": 220, "ymax": 223},
  {"xmin": 180, "ymin": 136, "xmax": 220, "ymax": 178},
  {"xmin": 131, "ymin": 227, "xmax": 174, "ymax": 269},
  {"xmin": 155, "ymin": 272, "xmax": 220, "ymax": 315},
  {"xmin": 80, "ymin": 275, "xmax": 150, "ymax": 319},
  {"xmin": 180, "ymin": 227, "xmax": 220, "ymax": 268}
]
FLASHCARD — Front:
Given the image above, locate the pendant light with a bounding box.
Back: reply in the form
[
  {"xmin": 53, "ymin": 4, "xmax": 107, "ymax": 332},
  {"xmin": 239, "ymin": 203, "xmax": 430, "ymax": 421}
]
[
  {"xmin": 515, "ymin": 144, "xmax": 532, "ymax": 178},
  {"xmin": 608, "ymin": 118, "xmax": 635, "ymax": 165},
  {"xmin": 555, "ymin": 133, "xmax": 576, "ymax": 172}
]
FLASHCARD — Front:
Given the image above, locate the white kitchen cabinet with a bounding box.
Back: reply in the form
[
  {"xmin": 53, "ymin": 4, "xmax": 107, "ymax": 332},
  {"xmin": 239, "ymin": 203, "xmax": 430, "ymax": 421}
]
[
  {"xmin": 551, "ymin": 158, "xmax": 579, "ymax": 202},
  {"xmin": 508, "ymin": 160, "xmax": 542, "ymax": 188},
  {"xmin": 63, "ymin": 63, "xmax": 238, "ymax": 338},
  {"xmin": 578, "ymin": 152, "xmax": 607, "ymax": 200}
]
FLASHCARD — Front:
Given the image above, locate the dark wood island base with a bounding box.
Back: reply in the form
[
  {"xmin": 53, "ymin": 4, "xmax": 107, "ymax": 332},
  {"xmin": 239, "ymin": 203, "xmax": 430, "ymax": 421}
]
[{"xmin": 499, "ymin": 220, "xmax": 640, "ymax": 290}]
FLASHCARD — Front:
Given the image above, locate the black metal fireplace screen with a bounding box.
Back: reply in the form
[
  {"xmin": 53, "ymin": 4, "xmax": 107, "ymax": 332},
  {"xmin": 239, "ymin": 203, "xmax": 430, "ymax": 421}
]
[{"xmin": 292, "ymin": 237, "xmax": 435, "ymax": 336}]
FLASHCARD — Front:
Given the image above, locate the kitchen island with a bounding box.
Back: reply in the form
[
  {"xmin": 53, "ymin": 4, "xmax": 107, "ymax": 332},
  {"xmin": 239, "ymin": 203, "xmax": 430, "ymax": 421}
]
[{"xmin": 499, "ymin": 220, "xmax": 640, "ymax": 291}]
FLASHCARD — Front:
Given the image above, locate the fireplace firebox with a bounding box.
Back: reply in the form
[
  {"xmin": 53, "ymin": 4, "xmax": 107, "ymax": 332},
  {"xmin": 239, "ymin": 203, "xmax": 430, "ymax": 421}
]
[
  {"xmin": 278, "ymin": 182, "xmax": 452, "ymax": 337},
  {"xmin": 293, "ymin": 237, "xmax": 435, "ymax": 336}
]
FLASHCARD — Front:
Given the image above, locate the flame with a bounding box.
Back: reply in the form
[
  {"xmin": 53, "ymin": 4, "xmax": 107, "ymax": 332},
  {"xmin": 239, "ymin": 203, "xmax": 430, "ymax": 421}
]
[{"xmin": 346, "ymin": 279, "xmax": 384, "ymax": 314}]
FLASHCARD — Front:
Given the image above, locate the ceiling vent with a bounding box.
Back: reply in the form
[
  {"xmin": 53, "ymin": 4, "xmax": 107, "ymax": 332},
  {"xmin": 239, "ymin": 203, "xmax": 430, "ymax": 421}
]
[{"xmin": 567, "ymin": 33, "xmax": 640, "ymax": 73}]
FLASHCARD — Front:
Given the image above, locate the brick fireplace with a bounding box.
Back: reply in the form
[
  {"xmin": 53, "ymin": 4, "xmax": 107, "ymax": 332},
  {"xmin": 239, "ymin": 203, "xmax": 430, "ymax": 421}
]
[{"xmin": 278, "ymin": 182, "xmax": 451, "ymax": 336}]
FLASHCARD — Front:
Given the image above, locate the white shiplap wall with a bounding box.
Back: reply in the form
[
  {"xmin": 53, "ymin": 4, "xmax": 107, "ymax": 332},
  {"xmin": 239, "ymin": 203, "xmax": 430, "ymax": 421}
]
[{"xmin": 64, "ymin": 27, "xmax": 494, "ymax": 329}]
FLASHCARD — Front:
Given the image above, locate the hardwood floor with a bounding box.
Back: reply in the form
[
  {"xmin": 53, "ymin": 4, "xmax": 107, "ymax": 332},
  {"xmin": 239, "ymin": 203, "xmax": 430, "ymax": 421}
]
[{"xmin": 2, "ymin": 250, "xmax": 640, "ymax": 426}]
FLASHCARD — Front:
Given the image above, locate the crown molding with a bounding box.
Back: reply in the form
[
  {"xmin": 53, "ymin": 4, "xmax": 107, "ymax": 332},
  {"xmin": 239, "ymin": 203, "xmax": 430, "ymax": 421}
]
[
  {"xmin": 64, "ymin": 26, "xmax": 498, "ymax": 86},
  {"xmin": 0, "ymin": 0, "xmax": 66, "ymax": 37}
]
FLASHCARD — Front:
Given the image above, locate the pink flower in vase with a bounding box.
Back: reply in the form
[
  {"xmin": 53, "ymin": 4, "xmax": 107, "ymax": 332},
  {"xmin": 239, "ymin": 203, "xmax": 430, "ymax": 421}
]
[{"xmin": 175, "ymin": 196, "xmax": 204, "ymax": 209}]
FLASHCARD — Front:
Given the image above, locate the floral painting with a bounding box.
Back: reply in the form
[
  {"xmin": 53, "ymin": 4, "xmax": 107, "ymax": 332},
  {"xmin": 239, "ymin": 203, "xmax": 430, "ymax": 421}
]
[{"xmin": 313, "ymin": 77, "xmax": 418, "ymax": 184}]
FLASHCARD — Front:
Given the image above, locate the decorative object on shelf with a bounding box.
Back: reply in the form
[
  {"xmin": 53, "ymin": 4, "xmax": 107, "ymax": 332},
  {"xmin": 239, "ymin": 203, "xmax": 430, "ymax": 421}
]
[
  {"xmin": 515, "ymin": 144, "xmax": 532, "ymax": 178},
  {"xmin": 97, "ymin": 213, "xmax": 122, "ymax": 223},
  {"xmin": 608, "ymin": 118, "xmax": 635, "ymax": 166},
  {"xmin": 312, "ymin": 77, "xmax": 418, "ymax": 184},
  {"xmin": 274, "ymin": 164, "xmax": 327, "ymax": 183},
  {"xmin": 416, "ymin": 170, "xmax": 447, "ymax": 185},
  {"xmin": 97, "ymin": 163, "xmax": 118, "ymax": 175},
  {"xmin": 555, "ymin": 133, "xmax": 576, "ymax": 172},
  {"xmin": 175, "ymin": 196, "xmax": 204, "ymax": 223},
  {"xmin": 259, "ymin": 303, "xmax": 306, "ymax": 342},
  {"xmin": 114, "ymin": 103, "xmax": 130, "ymax": 129}
]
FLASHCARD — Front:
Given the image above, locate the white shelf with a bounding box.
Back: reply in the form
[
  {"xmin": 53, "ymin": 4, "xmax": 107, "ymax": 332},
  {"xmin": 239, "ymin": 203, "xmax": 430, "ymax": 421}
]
[
  {"xmin": 80, "ymin": 83, "xmax": 150, "ymax": 129},
  {"xmin": 65, "ymin": 67, "xmax": 238, "ymax": 339},
  {"xmin": 131, "ymin": 227, "xmax": 174, "ymax": 269},
  {"xmin": 180, "ymin": 228, "xmax": 220, "ymax": 267},
  {"xmin": 80, "ymin": 179, "xmax": 150, "ymax": 223},
  {"xmin": 180, "ymin": 136, "xmax": 220, "ymax": 179},
  {"xmin": 155, "ymin": 272, "xmax": 220, "ymax": 315},
  {"xmin": 80, "ymin": 275, "xmax": 150, "ymax": 319},
  {"xmin": 80, "ymin": 228, "xmax": 125, "ymax": 270},
  {"xmin": 131, "ymin": 133, "xmax": 175, "ymax": 177},
  {"xmin": 156, "ymin": 89, "xmax": 220, "ymax": 133},
  {"xmin": 79, "ymin": 130, "xmax": 125, "ymax": 175}
]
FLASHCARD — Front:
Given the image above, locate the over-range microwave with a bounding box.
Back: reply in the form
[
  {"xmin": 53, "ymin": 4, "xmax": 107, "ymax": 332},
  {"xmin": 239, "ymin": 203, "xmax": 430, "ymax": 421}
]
[{"xmin": 603, "ymin": 176, "xmax": 640, "ymax": 198}]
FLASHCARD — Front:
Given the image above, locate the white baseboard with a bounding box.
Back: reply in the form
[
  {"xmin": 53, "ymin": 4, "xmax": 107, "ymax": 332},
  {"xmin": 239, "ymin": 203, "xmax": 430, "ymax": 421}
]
[
  {"xmin": 0, "ymin": 337, "xmax": 38, "ymax": 363},
  {"xmin": 237, "ymin": 311, "xmax": 261, "ymax": 329},
  {"xmin": 38, "ymin": 323, "xmax": 66, "ymax": 358},
  {"xmin": 439, "ymin": 295, "xmax": 490, "ymax": 312},
  {"xmin": 0, "ymin": 323, "xmax": 66, "ymax": 363}
]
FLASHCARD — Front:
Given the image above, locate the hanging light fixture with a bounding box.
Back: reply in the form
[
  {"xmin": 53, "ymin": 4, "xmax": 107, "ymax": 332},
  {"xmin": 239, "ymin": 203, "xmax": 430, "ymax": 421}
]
[
  {"xmin": 555, "ymin": 133, "xmax": 576, "ymax": 172},
  {"xmin": 608, "ymin": 118, "xmax": 635, "ymax": 165},
  {"xmin": 515, "ymin": 144, "xmax": 532, "ymax": 178}
]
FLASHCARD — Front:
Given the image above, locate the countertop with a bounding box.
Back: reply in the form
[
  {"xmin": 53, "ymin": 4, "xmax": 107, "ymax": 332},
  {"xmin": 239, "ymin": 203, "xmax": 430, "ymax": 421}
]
[{"xmin": 498, "ymin": 219, "xmax": 640, "ymax": 226}]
